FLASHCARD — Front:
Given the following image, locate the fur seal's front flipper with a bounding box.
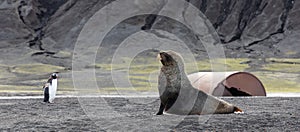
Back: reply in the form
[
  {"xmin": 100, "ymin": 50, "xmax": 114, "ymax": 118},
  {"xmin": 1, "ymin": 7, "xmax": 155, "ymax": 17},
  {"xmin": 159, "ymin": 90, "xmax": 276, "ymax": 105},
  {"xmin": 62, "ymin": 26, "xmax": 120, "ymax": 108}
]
[
  {"xmin": 157, "ymin": 50, "xmax": 243, "ymax": 115},
  {"xmin": 156, "ymin": 95, "xmax": 178, "ymax": 115},
  {"xmin": 156, "ymin": 103, "xmax": 165, "ymax": 115}
]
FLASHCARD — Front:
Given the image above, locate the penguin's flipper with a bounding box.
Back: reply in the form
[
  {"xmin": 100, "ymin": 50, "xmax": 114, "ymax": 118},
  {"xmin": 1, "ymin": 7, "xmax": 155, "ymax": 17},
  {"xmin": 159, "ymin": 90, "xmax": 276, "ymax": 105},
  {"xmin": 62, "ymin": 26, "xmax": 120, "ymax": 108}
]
[
  {"xmin": 43, "ymin": 83, "xmax": 50, "ymax": 89},
  {"xmin": 43, "ymin": 86, "xmax": 49, "ymax": 102}
]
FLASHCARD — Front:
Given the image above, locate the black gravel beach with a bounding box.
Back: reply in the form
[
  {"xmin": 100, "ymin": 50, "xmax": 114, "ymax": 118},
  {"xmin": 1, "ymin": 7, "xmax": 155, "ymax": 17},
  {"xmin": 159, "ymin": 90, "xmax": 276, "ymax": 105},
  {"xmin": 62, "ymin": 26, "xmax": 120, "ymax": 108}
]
[
  {"xmin": 1, "ymin": 0, "xmax": 300, "ymax": 131},
  {"xmin": 0, "ymin": 97, "xmax": 299, "ymax": 131}
]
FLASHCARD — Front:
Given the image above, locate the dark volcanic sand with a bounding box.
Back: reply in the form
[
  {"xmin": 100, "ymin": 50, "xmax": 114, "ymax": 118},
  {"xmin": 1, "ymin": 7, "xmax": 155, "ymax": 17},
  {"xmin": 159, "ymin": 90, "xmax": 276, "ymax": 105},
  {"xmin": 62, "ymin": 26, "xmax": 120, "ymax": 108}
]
[{"xmin": 0, "ymin": 97, "xmax": 299, "ymax": 131}]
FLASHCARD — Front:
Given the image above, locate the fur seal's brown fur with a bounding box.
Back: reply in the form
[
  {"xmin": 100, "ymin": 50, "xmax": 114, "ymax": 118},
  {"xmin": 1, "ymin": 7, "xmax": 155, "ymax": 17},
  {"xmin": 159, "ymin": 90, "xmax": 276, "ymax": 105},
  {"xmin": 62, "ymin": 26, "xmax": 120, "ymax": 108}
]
[{"xmin": 156, "ymin": 51, "xmax": 242, "ymax": 115}]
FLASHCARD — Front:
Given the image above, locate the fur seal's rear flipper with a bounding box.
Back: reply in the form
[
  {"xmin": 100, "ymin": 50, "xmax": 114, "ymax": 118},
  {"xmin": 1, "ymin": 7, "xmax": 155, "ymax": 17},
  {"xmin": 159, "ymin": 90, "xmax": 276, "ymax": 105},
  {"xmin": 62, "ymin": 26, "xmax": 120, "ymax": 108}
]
[
  {"xmin": 157, "ymin": 51, "xmax": 243, "ymax": 115},
  {"xmin": 234, "ymin": 106, "xmax": 244, "ymax": 114}
]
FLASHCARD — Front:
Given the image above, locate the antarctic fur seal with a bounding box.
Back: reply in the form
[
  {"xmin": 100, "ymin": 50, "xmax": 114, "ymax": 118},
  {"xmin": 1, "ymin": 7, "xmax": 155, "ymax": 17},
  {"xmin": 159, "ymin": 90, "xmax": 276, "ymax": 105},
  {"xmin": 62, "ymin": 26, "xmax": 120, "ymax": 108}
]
[{"xmin": 156, "ymin": 51, "xmax": 242, "ymax": 115}]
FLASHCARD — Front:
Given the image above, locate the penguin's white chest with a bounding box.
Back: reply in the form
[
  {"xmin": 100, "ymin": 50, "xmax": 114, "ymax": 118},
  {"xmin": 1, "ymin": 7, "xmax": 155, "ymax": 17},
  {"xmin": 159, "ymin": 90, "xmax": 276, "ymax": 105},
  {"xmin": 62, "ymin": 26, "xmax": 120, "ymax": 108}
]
[
  {"xmin": 49, "ymin": 79, "xmax": 58, "ymax": 102},
  {"xmin": 51, "ymin": 79, "xmax": 57, "ymax": 90}
]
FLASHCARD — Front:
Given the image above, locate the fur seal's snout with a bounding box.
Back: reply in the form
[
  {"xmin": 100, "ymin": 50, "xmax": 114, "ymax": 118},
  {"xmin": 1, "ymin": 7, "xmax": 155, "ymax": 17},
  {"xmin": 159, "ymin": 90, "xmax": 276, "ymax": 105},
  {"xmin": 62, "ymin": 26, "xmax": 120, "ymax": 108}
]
[{"xmin": 156, "ymin": 50, "xmax": 243, "ymax": 115}]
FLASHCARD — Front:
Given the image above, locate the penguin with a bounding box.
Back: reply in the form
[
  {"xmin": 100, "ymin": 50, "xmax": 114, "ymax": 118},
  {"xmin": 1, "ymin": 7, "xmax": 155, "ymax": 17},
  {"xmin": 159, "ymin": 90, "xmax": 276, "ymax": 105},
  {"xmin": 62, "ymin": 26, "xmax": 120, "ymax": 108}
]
[{"xmin": 43, "ymin": 72, "xmax": 58, "ymax": 103}]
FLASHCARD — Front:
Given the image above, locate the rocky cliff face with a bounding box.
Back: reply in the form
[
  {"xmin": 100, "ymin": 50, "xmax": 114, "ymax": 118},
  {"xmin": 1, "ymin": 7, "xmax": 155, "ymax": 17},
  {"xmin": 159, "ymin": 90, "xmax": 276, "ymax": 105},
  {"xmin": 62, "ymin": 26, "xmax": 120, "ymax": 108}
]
[
  {"xmin": 0, "ymin": 0, "xmax": 299, "ymax": 66},
  {"xmin": 195, "ymin": 0, "xmax": 299, "ymax": 59}
]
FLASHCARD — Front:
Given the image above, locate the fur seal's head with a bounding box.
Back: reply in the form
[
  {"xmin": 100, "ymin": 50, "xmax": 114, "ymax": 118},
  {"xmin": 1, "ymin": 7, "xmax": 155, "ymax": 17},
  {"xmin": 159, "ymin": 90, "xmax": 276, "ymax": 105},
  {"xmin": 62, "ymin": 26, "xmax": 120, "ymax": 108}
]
[{"xmin": 158, "ymin": 51, "xmax": 185, "ymax": 68}]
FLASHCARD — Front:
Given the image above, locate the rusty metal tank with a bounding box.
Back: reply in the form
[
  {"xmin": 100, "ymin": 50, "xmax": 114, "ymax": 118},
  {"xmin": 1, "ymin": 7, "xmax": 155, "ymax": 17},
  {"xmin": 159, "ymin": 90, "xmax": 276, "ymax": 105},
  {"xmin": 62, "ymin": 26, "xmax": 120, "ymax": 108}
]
[{"xmin": 188, "ymin": 72, "xmax": 266, "ymax": 96}]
